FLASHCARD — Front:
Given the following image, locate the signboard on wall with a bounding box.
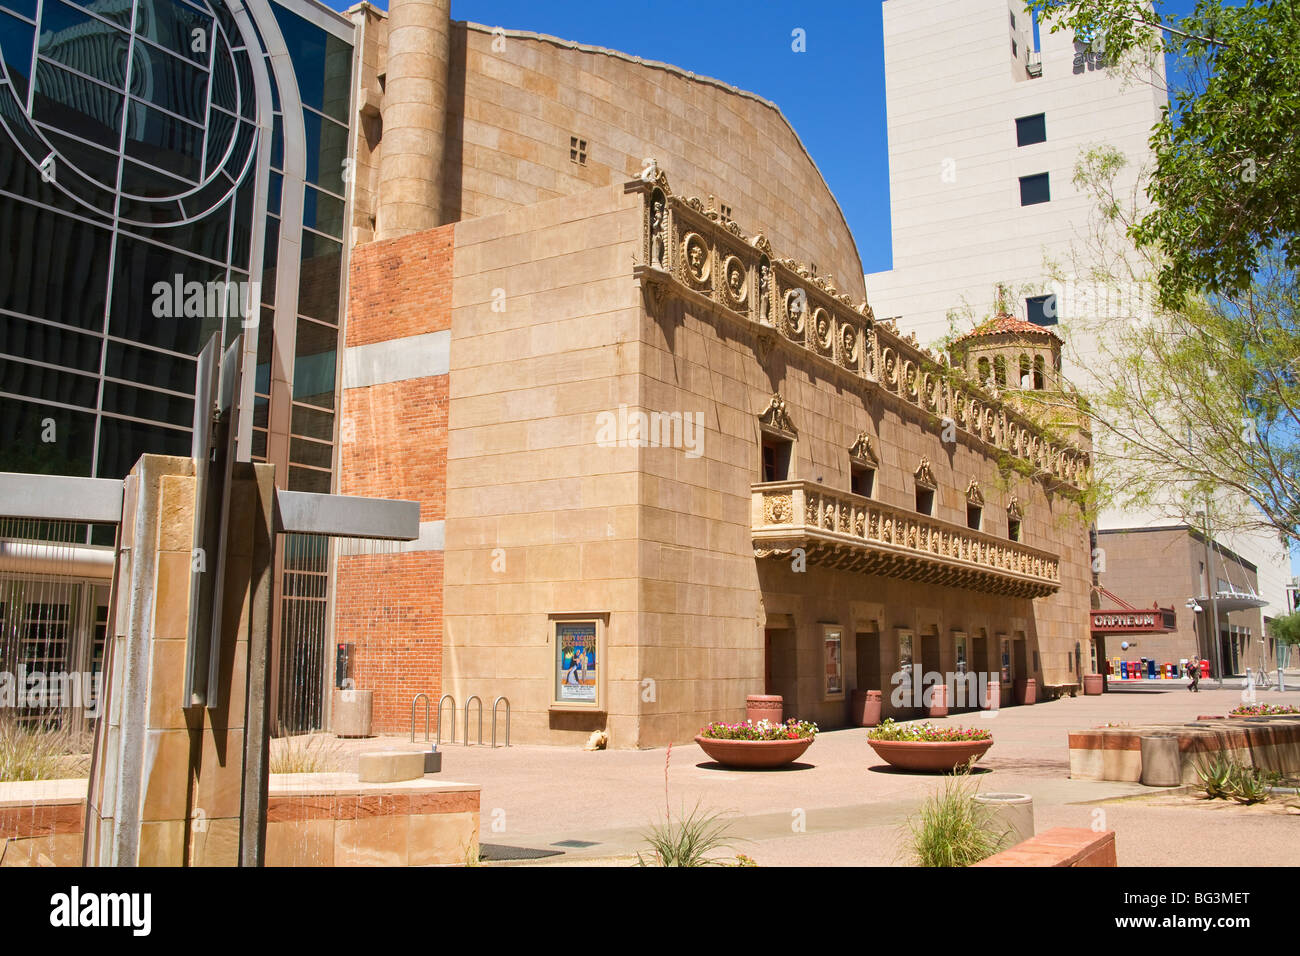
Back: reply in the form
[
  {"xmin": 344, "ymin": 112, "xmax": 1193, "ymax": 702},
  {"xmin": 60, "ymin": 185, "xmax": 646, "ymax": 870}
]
[
  {"xmin": 556, "ymin": 620, "xmax": 598, "ymax": 703},
  {"xmin": 823, "ymin": 626, "xmax": 843, "ymax": 699}
]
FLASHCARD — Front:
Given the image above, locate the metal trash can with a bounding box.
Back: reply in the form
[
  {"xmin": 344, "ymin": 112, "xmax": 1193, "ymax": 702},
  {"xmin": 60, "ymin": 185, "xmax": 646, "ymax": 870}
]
[
  {"xmin": 973, "ymin": 792, "xmax": 1034, "ymax": 849},
  {"xmin": 1140, "ymin": 733, "xmax": 1181, "ymax": 787}
]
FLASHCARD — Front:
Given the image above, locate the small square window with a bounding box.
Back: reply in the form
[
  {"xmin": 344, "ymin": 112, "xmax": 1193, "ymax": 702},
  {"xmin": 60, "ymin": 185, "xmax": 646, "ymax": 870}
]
[
  {"xmin": 569, "ymin": 136, "xmax": 587, "ymax": 165},
  {"xmin": 1016, "ymin": 113, "xmax": 1046, "ymax": 147},
  {"xmin": 762, "ymin": 435, "xmax": 793, "ymax": 482},
  {"xmin": 1019, "ymin": 172, "xmax": 1050, "ymax": 206},
  {"xmin": 851, "ymin": 464, "xmax": 875, "ymax": 498},
  {"xmin": 1026, "ymin": 294, "xmax": 1058, "ymax": 326},
  {"xmin": 719, "ymin": 203, "xmax": 732, "ymax": 219},
  {"xmin": 916, "ymin": 486, "xmax": 935, "ymax": 516}
]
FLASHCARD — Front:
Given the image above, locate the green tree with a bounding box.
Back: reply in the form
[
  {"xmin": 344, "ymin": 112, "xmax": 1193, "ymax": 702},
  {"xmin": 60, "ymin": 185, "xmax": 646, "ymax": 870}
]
[
  {"xmin": 1049, "ymin": 146, "xmax": 1300, "ymax": 545},
  {"xmin": 1270, "ymin": 610, "xmax": 1300, "ymax": 646},
  {"xmin": 1025, "ymin": 1, "xmax": 1300, "ymax": 309}
]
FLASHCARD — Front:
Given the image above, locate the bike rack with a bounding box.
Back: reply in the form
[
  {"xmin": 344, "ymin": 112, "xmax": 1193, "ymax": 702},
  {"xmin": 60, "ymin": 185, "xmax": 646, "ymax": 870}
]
[
  {"xmin": 464, "ymin": 695, "xmax": 483, "ymax": 747},
  {"xmin": 436, "ymin": 694, "xmax": 456, "ymax": 746},
  {"xmin": 491, "ymin": 696, "xmax": 511, "ymax": 748},
  {"xmin": 410, "ymin": 693, "xmax": 431, "ymax": 743}
]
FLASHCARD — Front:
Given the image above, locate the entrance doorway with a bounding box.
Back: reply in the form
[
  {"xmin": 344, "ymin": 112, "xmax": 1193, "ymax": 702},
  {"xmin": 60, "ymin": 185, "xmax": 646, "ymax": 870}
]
[
  {"xmin": 765, "ymin": 628, "xmax": 797, "ymax": 703},
  {"xmin": 856, "ymin": 630, "xmax": 881, "ymax": 693}
]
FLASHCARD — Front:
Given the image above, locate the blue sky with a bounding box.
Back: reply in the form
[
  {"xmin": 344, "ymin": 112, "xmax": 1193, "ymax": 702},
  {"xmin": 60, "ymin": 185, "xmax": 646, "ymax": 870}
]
[{"xmin": 336, "ymin": 1, "xmax": 1200, "ymax": 276}]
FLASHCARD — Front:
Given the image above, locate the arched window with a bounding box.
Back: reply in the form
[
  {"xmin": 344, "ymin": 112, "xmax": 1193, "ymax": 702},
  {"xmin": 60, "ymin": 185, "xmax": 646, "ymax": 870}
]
[
  {"xmin": 1019, "ymin": 354, "xmax": 1031, "ymax": 388},
  {"xmin": 1033, "ymin": 355, "xmax": 1046, "ymax": 390},
  {"xmin": 978, "ymin": 357, "xmax": 991, "ymax": 383},
  {"xmin": 994, "ymin": 355, "xmax": 1007, "ymax": 386}
]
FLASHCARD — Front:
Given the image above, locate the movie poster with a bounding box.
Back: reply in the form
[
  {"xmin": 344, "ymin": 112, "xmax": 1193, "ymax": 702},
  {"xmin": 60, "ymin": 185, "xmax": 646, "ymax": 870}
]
[
  {"xmin": 824, "ymin": 627, "xmax": 843, "ymax": 697},
  {"xmin": 556, "ymin": 621, "xmax": 598, "ymax": 702}
]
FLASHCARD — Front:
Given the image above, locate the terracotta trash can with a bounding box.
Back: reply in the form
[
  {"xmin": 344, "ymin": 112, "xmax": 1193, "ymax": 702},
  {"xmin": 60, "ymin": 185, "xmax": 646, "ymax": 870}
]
[
  {"xmin": 851, "ymin": 689, "xmax": 882, "ymax": 727},
  {"xmin": 982, "ymin": 679, "xmax": 1000, "ymax": 711},
  {"xmin": 746, "ymin": 694, "xmax": 783, "ymax": 725},
  {"xmin": 1083, "ymin": 674, "xmax": 1104, "ymax": 696},
  {"xmin": 927, "ymin": 681, "xmax": 949, "ymax": 717},
  {"xmin": 1014, "ymin": 678, "xmax": 1037, "ymax": 705}
]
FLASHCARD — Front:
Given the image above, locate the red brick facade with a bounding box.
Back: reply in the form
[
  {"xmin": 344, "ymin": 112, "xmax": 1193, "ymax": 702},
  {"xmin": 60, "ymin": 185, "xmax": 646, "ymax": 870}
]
[{"xmin": 335, "ymin": 224, "xmax": 454, "ymax": 734}]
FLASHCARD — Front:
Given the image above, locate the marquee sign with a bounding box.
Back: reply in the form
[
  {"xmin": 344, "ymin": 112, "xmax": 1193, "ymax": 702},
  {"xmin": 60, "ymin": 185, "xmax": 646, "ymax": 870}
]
[{"xmin": 1090, "ymin": 606, "xmax": 1176, "ymax": 633}]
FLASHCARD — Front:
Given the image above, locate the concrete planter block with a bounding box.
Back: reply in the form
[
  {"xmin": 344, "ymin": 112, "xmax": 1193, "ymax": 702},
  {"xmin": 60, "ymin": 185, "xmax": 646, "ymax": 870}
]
[{"xmin": 358, "ymin": 751, "xmax": 426, "ymax": 783}]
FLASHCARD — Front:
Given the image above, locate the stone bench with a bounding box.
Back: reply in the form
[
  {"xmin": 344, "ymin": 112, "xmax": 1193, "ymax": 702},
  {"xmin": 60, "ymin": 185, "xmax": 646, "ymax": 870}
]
[{"xmin": 974, "ymin": 827, "xmax": 1116, "ymax": 867}]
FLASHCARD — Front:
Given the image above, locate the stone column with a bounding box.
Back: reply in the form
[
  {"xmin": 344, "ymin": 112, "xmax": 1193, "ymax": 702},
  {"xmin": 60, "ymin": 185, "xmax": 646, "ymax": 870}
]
[{"xmin": 376, "ymin": 0, "xmax": 451, "ymax": 238}]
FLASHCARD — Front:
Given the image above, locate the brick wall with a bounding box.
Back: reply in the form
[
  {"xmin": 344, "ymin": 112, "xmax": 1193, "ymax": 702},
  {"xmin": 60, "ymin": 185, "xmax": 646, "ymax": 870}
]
[{"xmin": 336, "ymin": 223, "xmax": 454, "ymax": 734}]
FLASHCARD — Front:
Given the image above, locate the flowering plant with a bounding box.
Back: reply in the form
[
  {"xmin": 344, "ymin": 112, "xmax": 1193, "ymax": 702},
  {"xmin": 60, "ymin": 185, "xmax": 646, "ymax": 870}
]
[
  {"xmin": 698, "ymin": 718, "xmax": 818, "ymax": 741},
  {"xmin": 1229, "ymin": 703, "xmax": 1300, "ymax": 717},
  {"xmin": 866, "ymin": 718, "xmax": 992, "ymax": 742}
]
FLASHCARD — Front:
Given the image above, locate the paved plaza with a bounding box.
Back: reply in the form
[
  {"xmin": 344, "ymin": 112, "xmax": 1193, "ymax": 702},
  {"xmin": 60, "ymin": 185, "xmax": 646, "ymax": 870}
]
[{"xmin": 320, "ymin": 680, "xmax": 1300, "ymax": 866}]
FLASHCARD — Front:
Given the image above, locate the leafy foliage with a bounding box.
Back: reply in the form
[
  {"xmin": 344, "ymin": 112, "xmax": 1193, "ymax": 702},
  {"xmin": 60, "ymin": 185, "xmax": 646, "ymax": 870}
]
[
  {"xmin": 1268, "ymin": 612, "xmax": 1300, "ymax": 647},
  {"xmin": 869, "ymin": 718, "xmax": 992, "ymax": 742},
  {"xmin": 1026, "ymin": 1, "xmax": 1300, "ymax": 308},
  {"xmin": 905, "ymin": 764, "xmax": 1010, "ymax": 867}
]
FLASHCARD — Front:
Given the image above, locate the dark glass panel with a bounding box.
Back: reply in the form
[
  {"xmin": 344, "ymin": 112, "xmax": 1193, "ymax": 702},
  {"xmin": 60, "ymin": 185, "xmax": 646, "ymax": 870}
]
[
  {"xmin": 95, "ymin": 414, "xmax": 189, "ymax": 480},
  {"xmin": 204, "ymin": 107, "xmax": 236, "ymax": 173},
  {"xmin": 252, "ymin": 394, "xmax": 267, "ymax": 429},
  {"xmin": 233, "ymin": 47, "xmax": 252, "ymax": 119},
  {"xmin": 1016, "ymin": 113, "xmax": 1047, "ymax": 147},
  {"xmin": 267, "ymin": 169, "xmax": 281, "ymax": 215},
  {"xmin": 301, "ymin": 184, "xmax": 342, "ymax": 238},
  {"xmin": 0, "ymin": 11, "xmax": 35, "ymax": 102},
  {"xmin": 270, "ymin": 111, "xmax": 282, "ymax": 169},
  {"xmin": 0, "ymin": 356, "xmax": 98, "ymax": 406},
  {"xmin": 287, "ymin": 464, "xmax": 330, "ymax": 493},
  {"xmin": 288, "ymin": 435, "xmax": 331, "ymax": 469},
  {"xmin": 1019, "ymin": 172, "xmax": 1051, "ymax": 206},
  {"xmin": 105, "ymin": 339, "xmax": 195, "ymax": 393},
  {"xmin": 39, "ymin": 126, "xmax": 119, "ymax": 187},
  {"xmin": 119, "ymin": 155, "xmax": 191, "ymax": 198},
  {"xmin": 0, "ymin": 0, "xmax": 37, "ymax": 20},
  {"xmin": 254, "ymin": 306, "xmax": 271, "ymax": 392},
  {"xmin": 297, "ymin": 229, "xmax": 340, "ymax": 323},
  {"xmin": 210, "ymin": 45, "xmax": 235, "ymax": 113},
  {"xmin": 38, "ymin": 0, "xmax": 129, "ymax": 85},
  {"xmin": 301, "ymin": 108, "xmax": 345, "ymax": 194},
  {"xmin": 124, "ymin": 99, "xmax": 202, "ymax": 180},
  {"xmin": 66, "ymin": 0, "xmax": 132, "ymax": 30},
  {"xmin": 292, "ymin": 317, "xmax": 335, "ymax": 407},
  {"xmin": 133, "ymin": 0, "xmax": 211, "ymax": 66},
  {"xmin": 0, "ymin": 315, "xmax": 101, "ymax": 372},
  {"xmin": 290, "ymin": 402, "xmax": 332, "ymax": 441},
  {"xmin": 109, "ymin": 232, "xmax": 224, "ymax": 353},
  {"xmin": 130, "ymin": 43, "xmax": 207, "ymax": 121},
  {"xmin": 122, "ymin": 194, "xmax": 229, "ymax": 261},
  {"xmin": 32, "ymin": 59, "xmax": 123, "ymax": 150},
  {"xmin": 261, "ymin": 213, "xmax": 279, "ymax": 284},
  {"xmin": 0, "ymin": 395, "xmax": 94, "ymax": 475},
  {"xmin": 0, "ymin": 193, "xmax": 111, "ymax": 329},
  {"xmin": 102, "ymin": 379, "xmax": 193, "ymax": 426},
  {"xmin": 271, "ymin": 2, "xmax": 351, "ymax": 124},
  {"xmin": 250, "ymin": 426, "xmax": 266, "ymax": 460}
]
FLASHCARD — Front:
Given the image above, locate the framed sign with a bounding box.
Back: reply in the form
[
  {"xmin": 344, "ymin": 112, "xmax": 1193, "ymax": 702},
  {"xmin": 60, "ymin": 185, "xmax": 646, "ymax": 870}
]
[
  {"xmin": 549, "ymin": 613, "xmax": 607, "ymax": 712},
  {"xmin": 823, "ymin": 625, "xmax": 844, "ymax": 700}
]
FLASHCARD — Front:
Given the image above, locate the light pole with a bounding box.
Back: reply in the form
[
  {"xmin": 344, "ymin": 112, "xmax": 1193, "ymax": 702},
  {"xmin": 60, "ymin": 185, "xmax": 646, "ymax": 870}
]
[{"xmin": 1197, "ymin": 504, "xmax": 1226, "ymax": 688}]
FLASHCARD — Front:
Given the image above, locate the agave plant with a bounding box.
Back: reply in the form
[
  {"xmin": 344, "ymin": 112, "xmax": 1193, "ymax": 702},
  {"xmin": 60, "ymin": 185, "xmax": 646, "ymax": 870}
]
[
  {"xmin": 1226, "ymin": 765, "xmax": 1277, "ymax": 805},
  {"xmin": 1191, "ymin": 753, "xmax": 1235, "ymax": 799}
]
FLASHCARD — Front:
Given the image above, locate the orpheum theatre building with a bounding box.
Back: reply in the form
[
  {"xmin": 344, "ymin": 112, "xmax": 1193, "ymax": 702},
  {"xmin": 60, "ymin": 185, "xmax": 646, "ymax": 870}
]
[{"xmin": 324, "ymin": 0, "xmax": 1095, "ymax": 747}]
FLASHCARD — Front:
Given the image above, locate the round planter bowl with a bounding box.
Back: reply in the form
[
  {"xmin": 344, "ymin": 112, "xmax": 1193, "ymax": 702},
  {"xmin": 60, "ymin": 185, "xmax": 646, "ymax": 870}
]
[
  {"xmin": 695, "ymin": 735, "xmax": 814, "ymax": 769},
  {"xmin": 867, "ymin": 738, "xmax": 993, "ymax": 773}
]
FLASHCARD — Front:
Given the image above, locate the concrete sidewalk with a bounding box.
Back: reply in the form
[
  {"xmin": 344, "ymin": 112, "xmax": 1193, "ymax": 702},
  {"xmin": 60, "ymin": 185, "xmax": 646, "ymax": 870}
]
[{"xmin": 327, "ymin": 683, "xmax": 1300, "ymax": 866}]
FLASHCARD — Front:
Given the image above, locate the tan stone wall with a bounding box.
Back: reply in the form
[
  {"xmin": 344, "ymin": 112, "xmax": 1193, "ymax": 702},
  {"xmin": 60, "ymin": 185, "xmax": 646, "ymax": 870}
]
[
  {"xmin": 443, "ymin": 183, "xmax": 646, "ymax": 747},
  {"xmin": 351, "ymin": 9, "xmax": 865, "ymax": 299},
  {"xmin": 438, "ymin": 180, "xmax": 1091, "ymax": 747}
]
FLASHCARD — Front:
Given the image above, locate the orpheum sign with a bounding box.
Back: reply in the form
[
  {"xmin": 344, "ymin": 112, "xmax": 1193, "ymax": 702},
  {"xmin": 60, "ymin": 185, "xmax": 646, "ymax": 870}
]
[{"xmin": 1090, "ymin": 606, "xmax": 1176, "ymax": 633}]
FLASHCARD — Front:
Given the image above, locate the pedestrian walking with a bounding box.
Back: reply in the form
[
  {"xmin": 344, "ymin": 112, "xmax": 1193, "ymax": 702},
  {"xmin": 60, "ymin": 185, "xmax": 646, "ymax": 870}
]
[{"xmin": 1187, "ymin": 657, "xmax": 1200, "ymax": 693}]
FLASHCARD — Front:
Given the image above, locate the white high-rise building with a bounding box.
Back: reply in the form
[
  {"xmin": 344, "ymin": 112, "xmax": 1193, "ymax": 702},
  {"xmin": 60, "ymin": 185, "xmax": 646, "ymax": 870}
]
[{"xmin": 866, "ymin": 0, "xmax": 1292, "ymax": 637}]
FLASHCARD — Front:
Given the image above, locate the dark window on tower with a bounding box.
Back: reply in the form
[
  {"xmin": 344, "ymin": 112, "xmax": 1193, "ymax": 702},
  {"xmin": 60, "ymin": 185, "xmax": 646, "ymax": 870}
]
[
  {"xmin": 762, "ymin": 435, "xmax": 793, "ymax": 482},
  {"xmin": 1009, "ymin": 518, "xmax": 1022, "ymax": 542},
  {"xmin": 1016, "ymin": 113, "xmax": 1047, "ymax": 147},
  {"xmin": 1020, "ymin": 173, "xmax": 1051, "ymax": 205},
  {"xmin": 916, "ymin": 486, "xmax": 935, "ymax": 516},
  {"xmin": 1027, "ymin": 294, "xmax": 1058, "ymax": 326},
  {"xmin": 569, "ymin": 136, "xmax": 587, "ymax": 165},
  {"xmin": 967, "ymin": 503, "xmax": 983, "ymax": 531}
]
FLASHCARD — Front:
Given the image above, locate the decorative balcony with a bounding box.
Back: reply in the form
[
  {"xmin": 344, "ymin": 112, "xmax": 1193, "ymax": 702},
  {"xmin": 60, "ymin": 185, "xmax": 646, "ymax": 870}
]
[{"xmin": 752, "ymin": 481, "xmax": 1062, "ymax": 598}]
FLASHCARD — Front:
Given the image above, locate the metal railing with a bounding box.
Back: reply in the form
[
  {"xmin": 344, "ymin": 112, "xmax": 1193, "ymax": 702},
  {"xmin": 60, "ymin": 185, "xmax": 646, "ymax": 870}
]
[
  {"xmin": 464, "ymin": 695, "xmax": 483, "ymax": 747},
  {"xmin": 492, "ymin": 696, "xmax": 511, "ymax": 748},
  {"xmin": 410, "ymin": 692, "xmax": 431, "ymax": 742},
  {"xmin": 436, "ymin": 694, "xmax": 456, "ymax": 746}
]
